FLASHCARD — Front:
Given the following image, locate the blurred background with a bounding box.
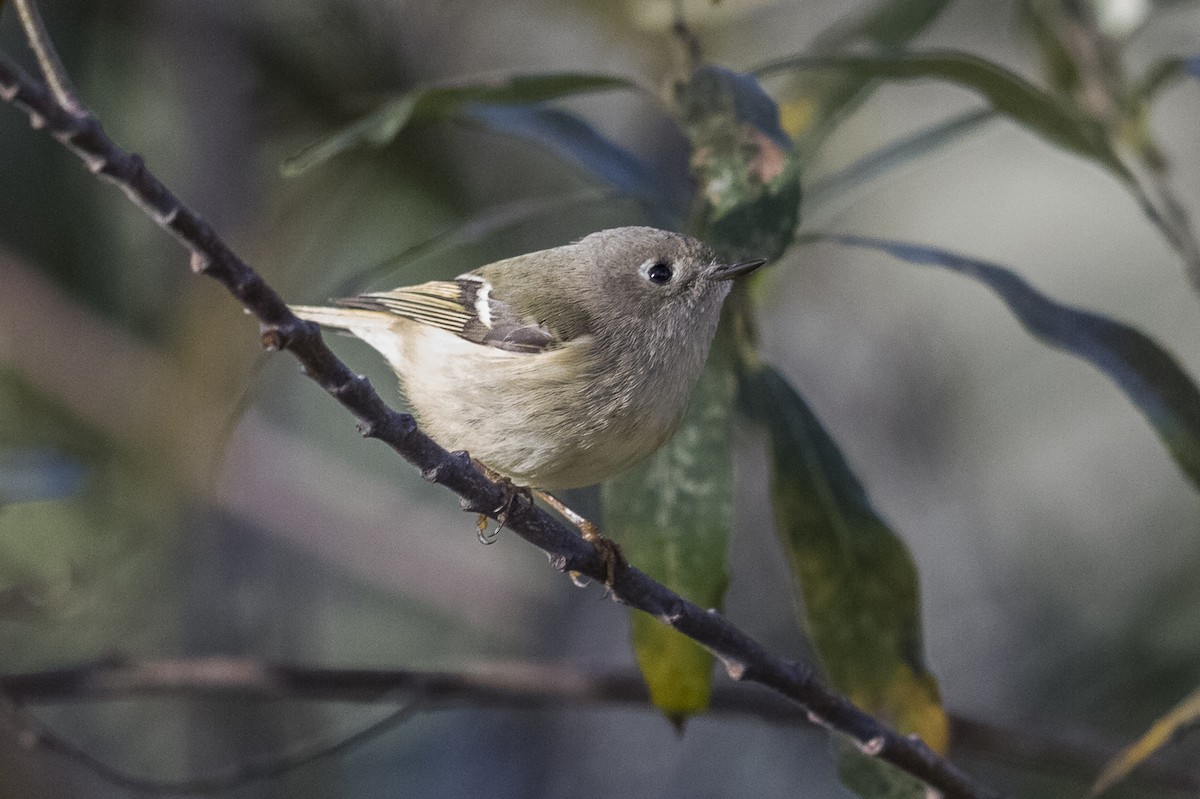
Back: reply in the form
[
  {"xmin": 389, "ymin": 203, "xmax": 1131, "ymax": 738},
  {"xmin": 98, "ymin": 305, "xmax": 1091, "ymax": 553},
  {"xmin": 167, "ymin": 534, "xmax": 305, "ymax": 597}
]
[{"xmin": 1, "ymin": 0, "xmax": 1199, "ymax": 796}]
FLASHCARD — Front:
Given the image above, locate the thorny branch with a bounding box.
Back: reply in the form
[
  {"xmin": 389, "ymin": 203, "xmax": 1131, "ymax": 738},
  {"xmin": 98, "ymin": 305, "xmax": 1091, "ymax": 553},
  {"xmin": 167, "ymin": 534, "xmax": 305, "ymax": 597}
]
[{"xmin": 0, "ymin": 32, "xmax": 999, "ymax": 799}]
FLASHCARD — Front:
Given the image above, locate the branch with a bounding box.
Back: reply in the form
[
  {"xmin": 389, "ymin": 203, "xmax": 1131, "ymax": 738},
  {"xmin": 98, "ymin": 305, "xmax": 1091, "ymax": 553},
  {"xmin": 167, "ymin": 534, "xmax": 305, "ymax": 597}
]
[
  {"xmin": 0, "ymin": 681, "xmax": 419, "ymax": 794},
  {"xmin": 0, "ymin": 656, "xmax": 767, "ymax": 711},
  {"xmin": 4, "ymin": 658, "xmax": 1198, "ymax": 795},
  {"xmin": 0, "ymin": 50, "xmax": 998, "ymax": 799},
  {"xmin": 11, "ymin": 0, "xmax": 82, "ymax": 115}
]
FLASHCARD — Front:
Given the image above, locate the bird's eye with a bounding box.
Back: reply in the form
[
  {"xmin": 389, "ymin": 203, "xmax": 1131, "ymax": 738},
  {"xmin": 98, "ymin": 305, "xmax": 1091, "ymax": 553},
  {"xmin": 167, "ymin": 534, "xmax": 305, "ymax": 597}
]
[{"xmin": 646, "ymin": 261, "xmax": 673, "ymax": 285}]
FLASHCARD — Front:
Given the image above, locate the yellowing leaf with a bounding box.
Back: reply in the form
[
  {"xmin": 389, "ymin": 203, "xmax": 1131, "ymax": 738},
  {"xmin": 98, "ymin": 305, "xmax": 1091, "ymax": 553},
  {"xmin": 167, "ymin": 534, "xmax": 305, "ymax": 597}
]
[
  {"xmin": 629, "ymin": 614, "xmax": 714, "ymax": 718},
  {"xmin": 603, "ymin": 328, "xmax": 737, "ymax": 718},
  {"xmin": 743, "ymin": 364, "xmax": 947, "ymax": 757},
  {"xmin": 1093, "ymin": 685, "xmax": 1200, "ymax": 795}
]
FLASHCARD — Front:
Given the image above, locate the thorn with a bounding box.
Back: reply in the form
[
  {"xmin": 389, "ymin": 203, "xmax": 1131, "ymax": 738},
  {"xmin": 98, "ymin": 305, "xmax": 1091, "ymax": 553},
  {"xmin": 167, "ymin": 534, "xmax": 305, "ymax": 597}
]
[
  {"xmin": 79, "ymin": 152, "xmax": 107, "ymax": 173},
  {"xmin": 394, "ymin": 414, "xmax": 417, "ymax": 436},
  {"xmin": 663, "ymin": 602, "xmax": 686, "ymax": 624},
  {"xmin": 860, "ymin": 737, "xmax": 886, "ymax": 756},
  {"xmin": 333, "ymin": 375, "xmax": 367, "ymax": 399},
  {"xmin": 155, "ymin": 205, "xmax": 179, "ymax": 226},
  {"xmin": 235, "ymin": 272, "xmax": 262, "ymax": 301}
]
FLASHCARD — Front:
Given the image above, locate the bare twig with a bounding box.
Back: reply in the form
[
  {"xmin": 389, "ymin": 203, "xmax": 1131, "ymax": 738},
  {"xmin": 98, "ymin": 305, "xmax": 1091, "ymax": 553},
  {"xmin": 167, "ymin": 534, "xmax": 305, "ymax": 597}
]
[
  {"xmin": 11, "ymin": 0, "xmax": 81, "ymax": 116},
  {"xmin": 0, "ymin": 48, "xmax": 998, "ymax": 799},
  {"xmin": 0, "ymin": 683, "xmax": 418, "ymax": 795},
  {"xmin": 3, "ymin": 658, "xmax": 1198, "ymax": 795}
]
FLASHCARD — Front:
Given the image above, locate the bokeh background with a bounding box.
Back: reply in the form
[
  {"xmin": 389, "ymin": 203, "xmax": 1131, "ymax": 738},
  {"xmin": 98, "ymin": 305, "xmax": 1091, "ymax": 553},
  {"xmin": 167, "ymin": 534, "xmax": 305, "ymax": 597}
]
[{"xmin": 1, "ymin": 0, "xmax": 1199, "ymax": 797}]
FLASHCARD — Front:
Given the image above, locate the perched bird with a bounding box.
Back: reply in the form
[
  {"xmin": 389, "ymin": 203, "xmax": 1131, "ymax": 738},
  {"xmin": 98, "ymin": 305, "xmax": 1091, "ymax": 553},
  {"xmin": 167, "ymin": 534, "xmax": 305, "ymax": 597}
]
[{"xmin": 292, "ymin": 225, "xmax": 762, "ymax": 504}]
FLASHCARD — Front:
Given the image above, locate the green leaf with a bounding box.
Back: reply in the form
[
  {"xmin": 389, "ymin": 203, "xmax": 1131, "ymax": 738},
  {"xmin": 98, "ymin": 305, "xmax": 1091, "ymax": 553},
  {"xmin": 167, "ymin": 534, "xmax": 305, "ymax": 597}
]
[
  {"xmin": 1135, "ymin": 54, "xmax": 1200, "ymax": 104},
  {"xmin": 673, "ymin": 65, "xmax": 802, "ymax": 263},
  {"xmin": 757, "ymin": 50, "xmax": 1128, "ymax": 181},
  {"xmin": 282, "ymin": 73, "xmax": 640, "ymax": 176},
  {"xmin": 742, "ymin": 364, "xmax": 948, "ymax": 756},
  {"xmin": 1016, "ymin": 0, "xmax": 1085, "ymax": 98},
  {"xmin": 602, "ymin": 329, "xmax": 737, "ymax": 718},
  {"xmin": 456, "ymin": 104, "xmax": 688, "ymax": 225},
  {"xmin": 814, "ymin": 0, "xmax": 954, "ymax": 52},
  {"xmin": 838, "ymin": 740, "xmax": 930, "ymax": 799},
  {"xmin": 770, "ymin": 0, "xmax": 952, "ymax": 150},
  {"xmin": 818, "ymin": 234, "xmax": 1200, "ymax": 492},
  {"xmin": 1092, "ymin": 684, "xmax": 1200, "ymax": 795},
  {"xmin": 807, "ymin": 108, "xmax": 996, "ymax": 208}
]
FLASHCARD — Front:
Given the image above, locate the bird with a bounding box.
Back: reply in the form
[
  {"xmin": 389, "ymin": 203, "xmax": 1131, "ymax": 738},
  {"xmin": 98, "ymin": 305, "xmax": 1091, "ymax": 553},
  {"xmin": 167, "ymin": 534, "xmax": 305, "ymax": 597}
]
[{"xmin": 291, "ymin": 226, "xmax": 763, "ymax": 573}]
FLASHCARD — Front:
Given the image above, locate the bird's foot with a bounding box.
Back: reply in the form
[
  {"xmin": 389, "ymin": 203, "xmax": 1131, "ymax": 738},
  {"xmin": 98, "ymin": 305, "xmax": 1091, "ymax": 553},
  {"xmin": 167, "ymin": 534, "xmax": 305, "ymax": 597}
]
[
  {"xmin": 535, "ymin": 490, "xmax": 624, "ymax": 590},
  {"xmin": 472, "ymin": 460, "xmax": 531, "ymax": 544}
]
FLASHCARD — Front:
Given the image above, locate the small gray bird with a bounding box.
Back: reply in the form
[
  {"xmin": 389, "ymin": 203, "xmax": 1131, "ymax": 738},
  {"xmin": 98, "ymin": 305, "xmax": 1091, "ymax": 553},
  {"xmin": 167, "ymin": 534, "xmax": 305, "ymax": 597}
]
[{"xmin": 291, "ymin": 226, "xmax": 763, "ymax": 491}]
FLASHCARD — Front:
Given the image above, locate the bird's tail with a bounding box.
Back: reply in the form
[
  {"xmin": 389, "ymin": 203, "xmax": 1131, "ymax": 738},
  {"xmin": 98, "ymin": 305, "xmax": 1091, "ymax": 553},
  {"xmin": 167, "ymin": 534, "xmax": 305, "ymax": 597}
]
[{"xmin": 290, "ymin": 304, "xmax": 394, "ymax": 333}]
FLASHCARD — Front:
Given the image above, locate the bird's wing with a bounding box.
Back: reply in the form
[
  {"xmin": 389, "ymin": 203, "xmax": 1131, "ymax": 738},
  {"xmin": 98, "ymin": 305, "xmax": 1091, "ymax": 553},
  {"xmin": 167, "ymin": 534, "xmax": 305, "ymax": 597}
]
[{"xmin": 336, "ymin": 277, "xmax": 560, "ymax": 354}]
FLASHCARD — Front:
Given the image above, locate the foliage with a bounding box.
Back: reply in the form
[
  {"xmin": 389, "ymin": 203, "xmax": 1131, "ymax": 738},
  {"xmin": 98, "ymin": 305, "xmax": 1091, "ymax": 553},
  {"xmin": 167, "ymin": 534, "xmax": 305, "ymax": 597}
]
[{"xmin": 3, "ymin": 0, "xmax": 1200, "ymax": 796}]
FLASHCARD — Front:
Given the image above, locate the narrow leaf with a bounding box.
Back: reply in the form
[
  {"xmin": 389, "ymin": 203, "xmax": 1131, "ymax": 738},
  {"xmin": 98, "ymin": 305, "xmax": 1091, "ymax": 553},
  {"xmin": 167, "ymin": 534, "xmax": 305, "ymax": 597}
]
[
  {"xmin": 1093, "ymin": 684, "xmax": 1200, "ymax": 795},
  {"xmin": 757, "ymin": 50, "xmax": 1127, "ymax": 180},
  {"xmin": 674, "ymin": 65, "xmax": 802, "ymax": 263},
  {"xmin": 777, "ymin": 0, "xmax": 954, "ymax": 146},
  {"xmin": 1135, "ymin": 54, "xmax": 1200, "ymax": 103},
  {"xmin": 814, "ymin": 0, "xmax": 954, "ymax": 51},
  {"xmin": 282, "ymin": 73, "xmax": 639, "ymax": 176},
  {"xmin": 457, "ymin": 104, "xmax": 688, "ymax": 225},
  {"xmin": 743, "ymin": 364, "xmax": 949, "ymax": 757},
  {"xmin": 603, "ymin": 329, "xmax": 737, "ymax": 718},
  {"xmin": 819, "ymin": 233, "xmax": 1200, "ymax": 491},
  {"xmin": 807, "ymin": 108, "xmax": 996, "ymax": 208}
]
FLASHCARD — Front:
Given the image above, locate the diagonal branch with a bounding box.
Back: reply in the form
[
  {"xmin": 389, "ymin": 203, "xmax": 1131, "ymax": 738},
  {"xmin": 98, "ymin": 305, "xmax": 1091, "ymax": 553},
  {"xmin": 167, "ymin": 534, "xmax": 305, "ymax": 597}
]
[
  {"xmin": 0, "ymin": 50, "xmax": 998, "ymax": 799},
  {"xmin": 11, "ymin": 0, "xmax": 82, "ymax": 116}
]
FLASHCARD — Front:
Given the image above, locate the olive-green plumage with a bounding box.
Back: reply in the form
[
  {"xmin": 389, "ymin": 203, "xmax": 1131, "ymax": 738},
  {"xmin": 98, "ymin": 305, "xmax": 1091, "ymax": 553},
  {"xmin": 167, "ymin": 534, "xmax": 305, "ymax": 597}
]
[{"xmin": 291, "ymin": 227, "xmax": 762, "ymax": 489}]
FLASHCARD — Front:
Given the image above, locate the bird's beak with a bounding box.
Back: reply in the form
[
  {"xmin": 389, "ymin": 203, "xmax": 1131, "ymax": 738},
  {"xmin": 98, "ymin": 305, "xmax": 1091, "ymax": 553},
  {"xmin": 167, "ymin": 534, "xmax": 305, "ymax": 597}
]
[{"xmin": 710, "ymin": 258, "xmax": 767, "ymax": 281}]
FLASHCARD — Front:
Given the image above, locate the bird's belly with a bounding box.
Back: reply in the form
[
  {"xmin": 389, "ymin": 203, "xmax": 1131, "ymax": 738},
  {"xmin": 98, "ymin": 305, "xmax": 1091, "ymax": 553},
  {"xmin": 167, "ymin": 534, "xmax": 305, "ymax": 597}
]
[{"xmin": 389, "ymin": 326, "xmax": 685, "ymax": 489}]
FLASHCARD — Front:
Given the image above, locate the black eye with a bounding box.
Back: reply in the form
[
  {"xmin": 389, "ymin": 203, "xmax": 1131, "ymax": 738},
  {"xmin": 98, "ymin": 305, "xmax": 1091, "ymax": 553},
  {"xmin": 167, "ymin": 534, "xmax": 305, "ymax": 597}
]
[{"xmin": 647, "ymin": 261, "xmax": 673, "ymax": 285}]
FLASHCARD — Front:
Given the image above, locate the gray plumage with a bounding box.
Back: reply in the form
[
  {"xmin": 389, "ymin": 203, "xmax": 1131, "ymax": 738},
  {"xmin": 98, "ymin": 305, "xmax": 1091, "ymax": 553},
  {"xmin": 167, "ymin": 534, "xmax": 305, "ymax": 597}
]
[{"xmin": 291, "ymin": 226, "xmax": 762, "ymax": 489}]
